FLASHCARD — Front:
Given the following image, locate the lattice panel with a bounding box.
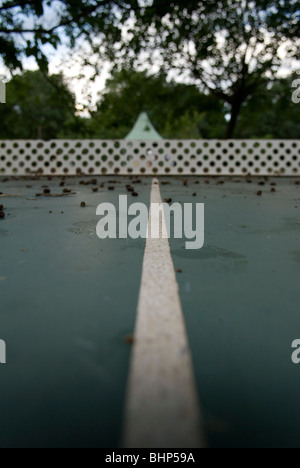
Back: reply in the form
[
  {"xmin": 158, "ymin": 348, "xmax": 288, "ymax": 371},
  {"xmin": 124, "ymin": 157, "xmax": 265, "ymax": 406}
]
[{"xmin": 0, "ymin": 140, "xmax": 299, "ymax": 176}]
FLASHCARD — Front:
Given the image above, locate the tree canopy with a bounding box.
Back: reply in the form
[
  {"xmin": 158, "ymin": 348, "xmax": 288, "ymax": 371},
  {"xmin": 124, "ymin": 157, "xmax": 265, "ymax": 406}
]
[
  {"xmin": 236, "ymin": 73, "xmax": 300, "ymax": 139},
  {"xmin": 0, "ymin": 1, "xmax": 299, "ymax": 140},
  {"xmin": 0, "ymin": 70, "xmax": 77, "ymax": 139},
  {"xmin": 90, "ymin": 68, "xmax": 226, "ymax": 139},
  {"xmin": 0, "ymin": 0, "xmax": 138, "ymax": 70},
  {"xmin": 1, "ymin": 68, "xmax": 298, "ymax": 139},
  {"xmin": 119, "ymin": 0, "xmax": 300, "ymax": 137}
]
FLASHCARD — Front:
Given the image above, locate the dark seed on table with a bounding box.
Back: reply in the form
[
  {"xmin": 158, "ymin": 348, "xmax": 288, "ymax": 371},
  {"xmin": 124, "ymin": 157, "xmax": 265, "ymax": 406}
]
[
  {"xmin": 257, "ymin": 191, "xmax": 262, "ymax": 196},
  {"xmin": 0, "ymin": 211, "xmax": 5, "ymax": 219},
  {"xmin": 0, "ymin": 204, "xmax": 3, "ymax": 211},
  {"xmin": 108, "ymin": 186, "xmax": 115, "ymax": 191},
  {"xmin": 164, "ymin": 198, "xmax": 172, "ymax": 204},
  {"xmin": 132, "ymin": 192, "xmax": 139, "ymax": 197},
  {"xmin": 43, "ymin": 189, "xmax": 51, "ymax": 194},
  {"xmin": 176, "ymin": 269, "xmax": 182, "ymax": 273},
  {"xmin": 192, "ymin": 193, "xmax": 197, "ymax": 197},
  {"xmin": 80, "ymin": 202, "xmax": 86, "ymax": 207},
  {"xmin": 258, "ymin": 182, "xmax": 265, "ymax": 186},
  {"xmin": 271, "ymin": 188, "xmax": 276, "ymax": 193},
  {"xmin": 124, "ymin": 334, "xmax": 134, "ymax": 345}
]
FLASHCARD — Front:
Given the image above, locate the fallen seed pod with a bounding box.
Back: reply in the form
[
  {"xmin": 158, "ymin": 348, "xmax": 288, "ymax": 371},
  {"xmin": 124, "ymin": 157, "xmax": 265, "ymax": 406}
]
[{"xmin": 124, "ymin": 334, "xmax": 134, "ymax": 345}]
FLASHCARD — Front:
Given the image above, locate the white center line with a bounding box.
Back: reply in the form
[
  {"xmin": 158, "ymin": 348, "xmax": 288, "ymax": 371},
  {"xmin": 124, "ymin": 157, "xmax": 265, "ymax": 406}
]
[{"xmin": 123, "ymin": 178, "xmax": 205, "ymax": 448}]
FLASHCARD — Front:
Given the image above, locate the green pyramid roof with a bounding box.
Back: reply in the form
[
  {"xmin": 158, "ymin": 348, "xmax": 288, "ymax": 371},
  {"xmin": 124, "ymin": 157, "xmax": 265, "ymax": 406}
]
[{"xmin": 125, "ymin": 112, "xmax": 163, "ymax": 140}]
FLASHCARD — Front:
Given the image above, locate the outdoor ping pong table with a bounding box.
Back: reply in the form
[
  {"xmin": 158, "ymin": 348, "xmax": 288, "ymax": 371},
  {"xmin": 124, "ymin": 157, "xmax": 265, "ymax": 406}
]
[{"xmin": 0, "ymin": 174, "xmax": 299, "ymax": 448}]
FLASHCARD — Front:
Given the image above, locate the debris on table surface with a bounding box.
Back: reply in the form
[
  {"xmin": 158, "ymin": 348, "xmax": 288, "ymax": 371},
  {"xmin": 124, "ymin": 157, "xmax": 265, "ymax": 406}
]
[
  {"xmin": 124, "ymin": 334, "xmax": 134, "ymax": 345},
  {"xmin": 35, "ymin": 191, "xmax": 76, "ymax": 197}
]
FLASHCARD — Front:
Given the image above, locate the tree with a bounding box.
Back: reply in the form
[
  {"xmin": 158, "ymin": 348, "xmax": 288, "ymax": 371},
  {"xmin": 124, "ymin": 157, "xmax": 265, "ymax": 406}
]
[
  {"xmin": 89, "ymin": 68, "xmax": 226, "ymax": 138},
  {"xmin": 236, "ymin": 74, "xmax": 300, "ymax": 138},
  {"xmin": 0, "ymin": 70, "xmax": 78, "ymax": 139},
  {"xmin": 0, "ymin": 0, "xmax": 138, "ymax": 70},
  {"xmin": 117, "ymin": 0, "xmax": 300, "ymax": 137}
]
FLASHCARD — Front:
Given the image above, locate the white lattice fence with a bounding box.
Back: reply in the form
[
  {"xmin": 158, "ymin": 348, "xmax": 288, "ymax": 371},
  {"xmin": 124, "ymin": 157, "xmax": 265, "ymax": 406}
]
[{"xmin": 0, "ymin": 140, "xmax": 299, "ymax": 176}]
